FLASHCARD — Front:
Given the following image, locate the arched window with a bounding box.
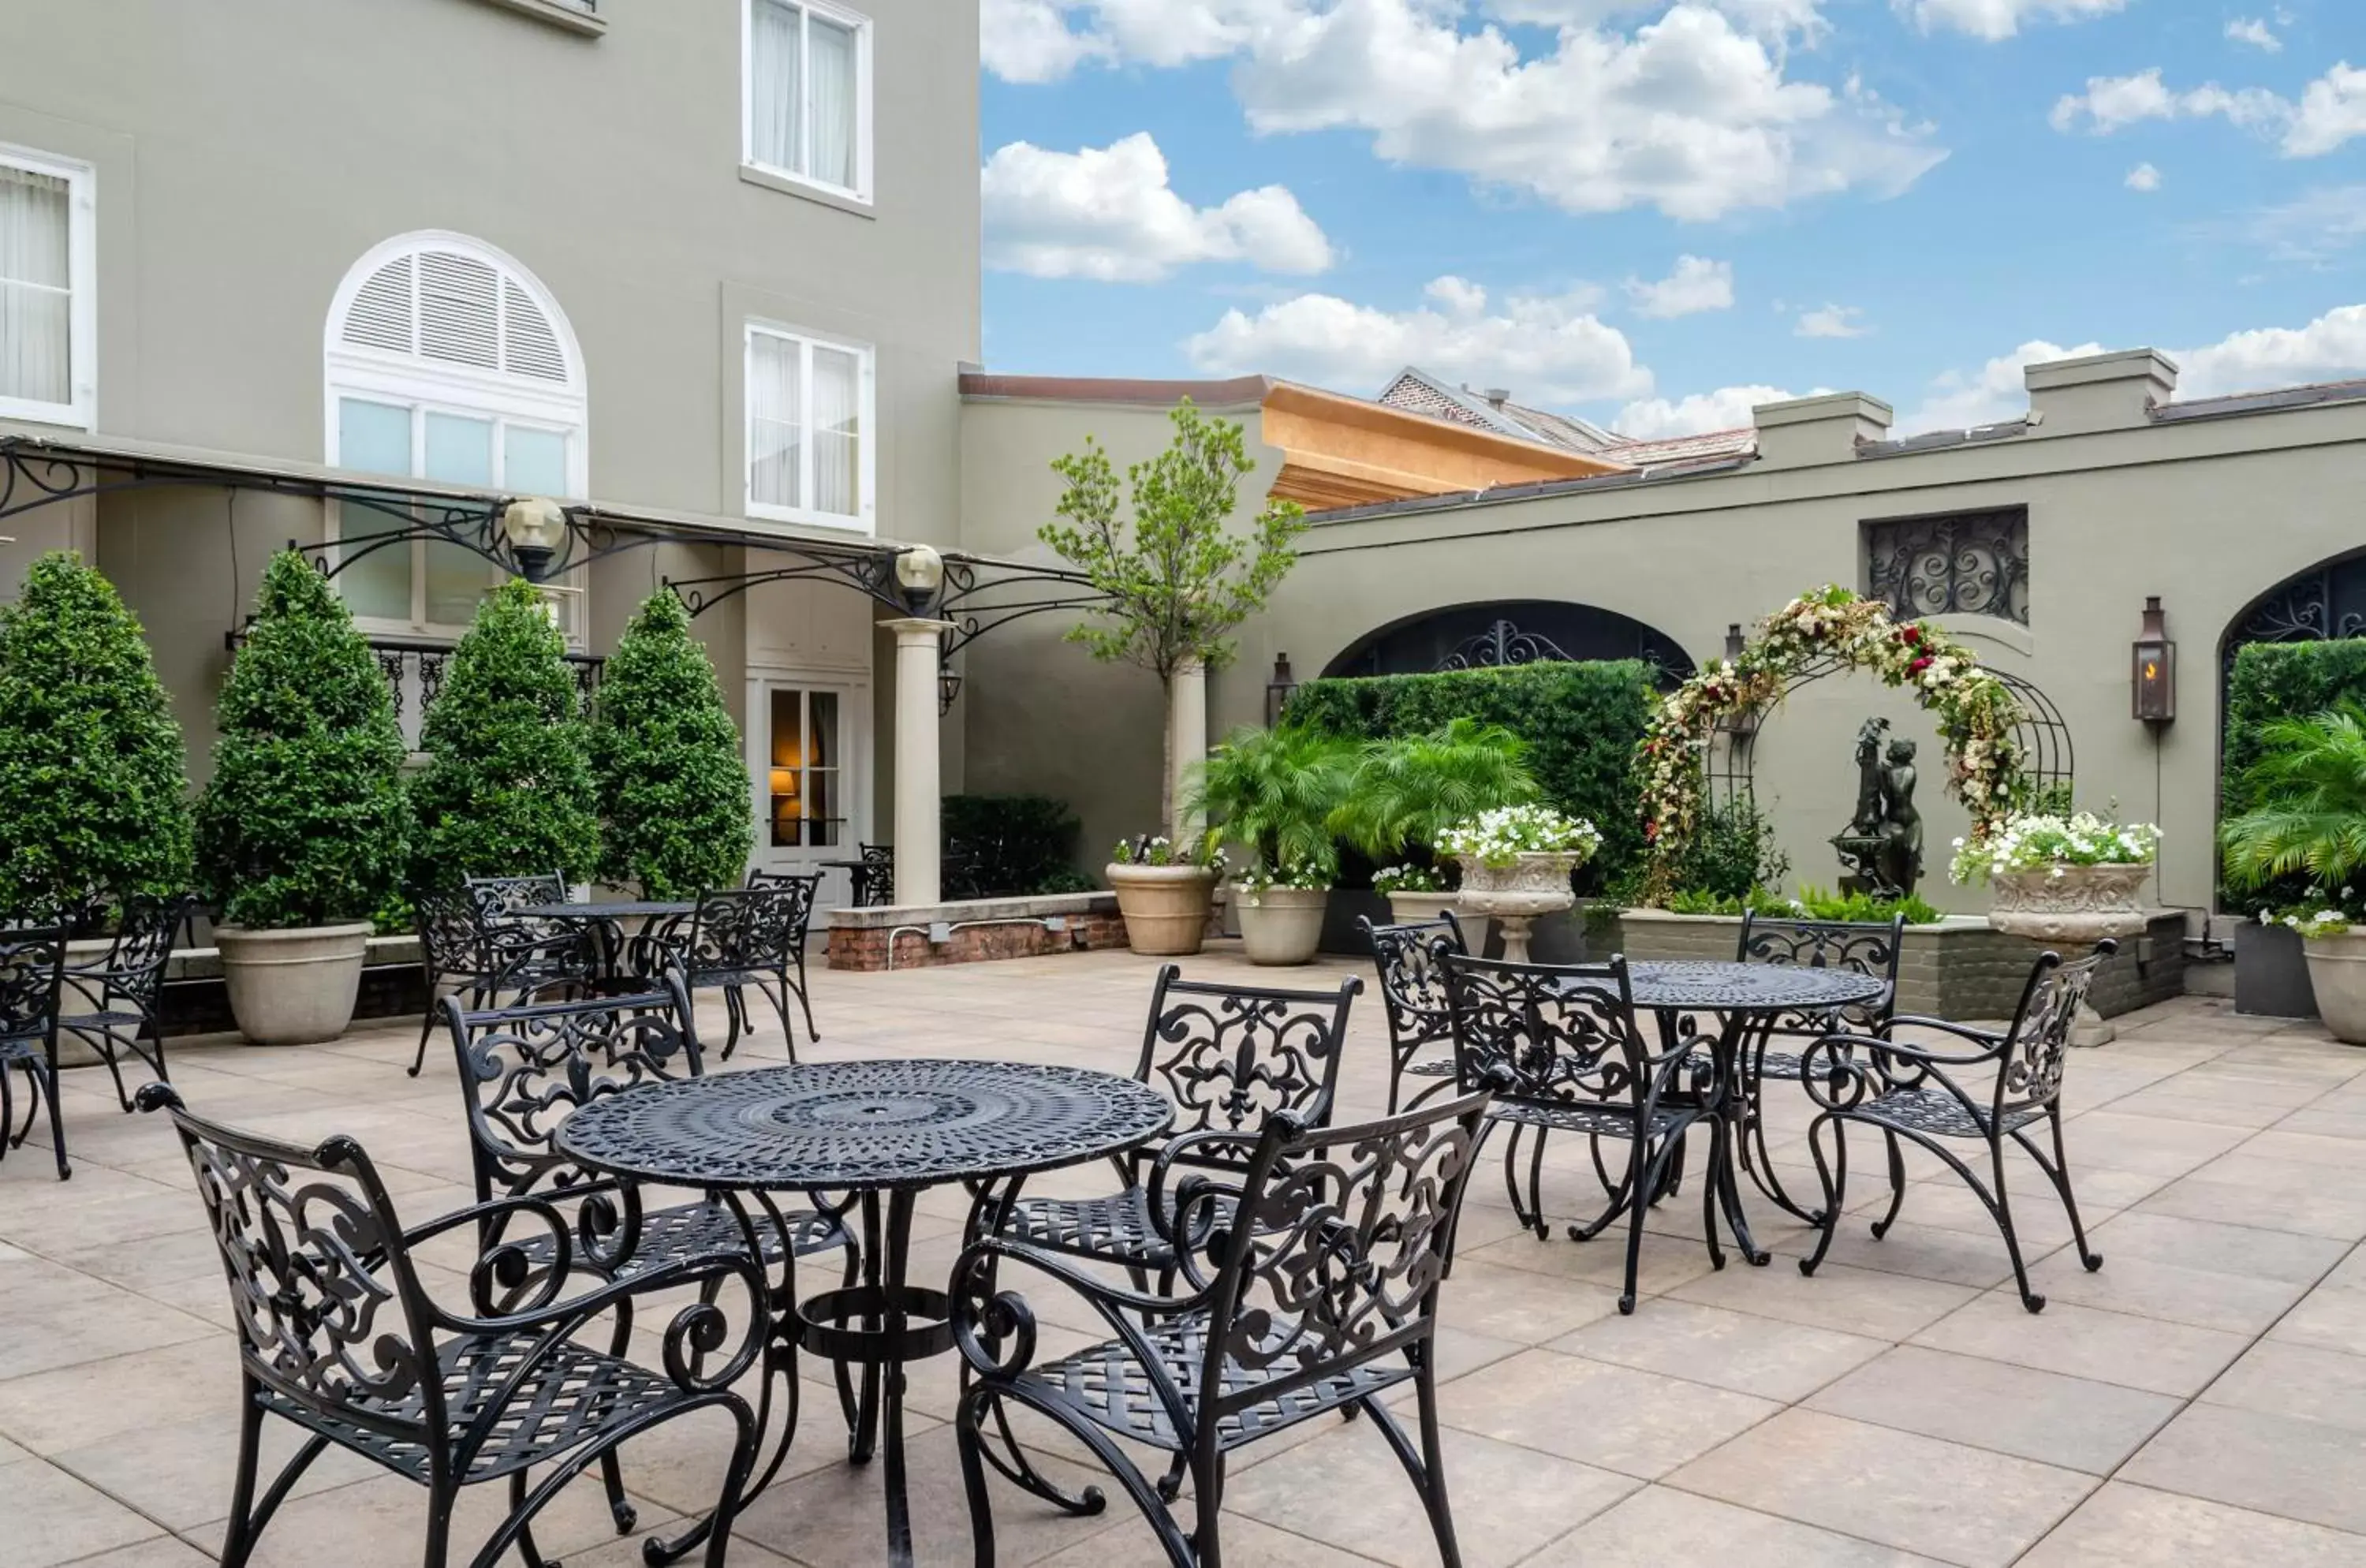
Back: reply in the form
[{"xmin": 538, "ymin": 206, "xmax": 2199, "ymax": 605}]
[{"xmin": 323, "ymin": 232, "xmax": 588, "ymax": 636}]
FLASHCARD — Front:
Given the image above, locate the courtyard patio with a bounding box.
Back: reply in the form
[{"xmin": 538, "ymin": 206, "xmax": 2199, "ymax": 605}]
[{"xmin": 5, "ymin": 947, "xmax": 2366, "ymax": 1567}]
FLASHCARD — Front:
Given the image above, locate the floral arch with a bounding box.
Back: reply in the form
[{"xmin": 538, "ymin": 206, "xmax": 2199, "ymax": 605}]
[{"xmin": 1638, "ymin": 587, "xmax": 2029, "ymax": 902}]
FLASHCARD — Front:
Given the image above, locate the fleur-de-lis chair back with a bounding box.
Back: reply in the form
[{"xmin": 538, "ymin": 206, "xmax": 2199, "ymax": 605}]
[
  {"xmin": 0, "ymin": 924, "xmax": 70, "ymax": 1179},
  {"xmin": 1129, "ymin": 965, "xmax": 1361, "ymax": 1182},
  {"xmin": 1358, "ymin": 913, "xmax": 1468, "ymax": 1112},
  {"xmin": 58, "ymin": 892, "xmax": 191, "ymax": 1111}
]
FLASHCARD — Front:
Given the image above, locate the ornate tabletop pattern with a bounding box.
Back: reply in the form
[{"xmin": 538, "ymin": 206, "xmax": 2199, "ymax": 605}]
[
  {"xmin": 1624, "ymin": 961, "xmax": 1886, "ymax": 1014},
  {"xmin": 554, "ymin": 1058, "xmax": 1174, "ymax": 1191}
]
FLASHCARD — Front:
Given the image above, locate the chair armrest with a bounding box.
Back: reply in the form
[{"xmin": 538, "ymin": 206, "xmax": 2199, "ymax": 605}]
[
  {"xmin": 435, "ymin": 1246, "xmax": 771, "ymax": 1387},
  {"xmin": 402, "ymin": 1193, "xmax": 583, "ymax": 1316},
  {"xmin": 1872, "ymin": 1015, "xmax": 2010, "ymax": 1065},
  {"xmin": 1143, "ymin": 1129, "xmax": 1257, "ymax": 1245}
]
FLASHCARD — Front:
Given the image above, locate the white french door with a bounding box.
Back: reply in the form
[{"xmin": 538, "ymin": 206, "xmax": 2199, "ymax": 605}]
[{"xmin": 752, "ymin": 676, "xmax": 868, "ymax": 905}]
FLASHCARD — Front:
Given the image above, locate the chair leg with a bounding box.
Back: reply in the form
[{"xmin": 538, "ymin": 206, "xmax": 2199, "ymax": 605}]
[
  {"xmin": 1990, "ymin": 1137, "xmax": 2044, "ymax": 1313},
  {"xmin": 1799, "ymin": 1115, "xmax": 1847, "ymax": 1279},
  {"xmin": 78, "ymin": 1026, "xmax": 133, "ymax": 1112},
  {"xmin": 409, "ymin": 1002, "xmax": 436, "ymax": 1077},
  {"xmin": 956, "ymin": 1386, "xmax": 1002, "ymax": 1568},
  {"xmin": 1523, "ymin": 1126, "xmax": 1550, "ymax": 1239},
  {"xmin": 719, "ymin": 987, "xmax": 745, "ymax": 1061},
  {"xmin": 218, "ymin": 1384, "xmax": 266, "ymax": 1568},
  {"xmin": 789, "ymin": 951, "xmax": 819, "ymax": 1042},
  {"xmin": 1869, "ymin": 1130, "xmax": 1908, "ymax": 1239},
  {"xmin": 39, "ymin": 1045, "xmax": 68, "ymax": 1181},
  {"xmin": 756, "ymin": 973, "xmax": 797, "ymax": 1060},
  {"xmin": 506, "ymin": 1472, "xmax": 558, "ymax": 1568}
]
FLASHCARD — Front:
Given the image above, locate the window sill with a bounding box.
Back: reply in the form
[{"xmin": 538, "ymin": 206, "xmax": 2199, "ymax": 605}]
[
  {"xmin": 739, "ymin": 163, "xmax": 875, "ymax": 219},
  {"xmin": 745, "ymin": 502, "xmax": 875, "ymax": 536},
  {"xmin": 476, "ymin": 0, "xmax": 605, "ymax": 37},
  {"xmin": 0, "ymin": 399, "xmax": 94, "ymax": 432}
]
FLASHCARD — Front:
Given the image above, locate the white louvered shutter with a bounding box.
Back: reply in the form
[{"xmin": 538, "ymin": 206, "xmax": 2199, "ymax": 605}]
[
  {"xmin": 417, "ymin": 250, "xmax": 499, "ymax": 370},
  {"xmin": 341, "ymin": 254, "xmax": 415, "ymax": 354},
  {"xmin": 501, "ymin": 278, "xmax": 568, "ymax": 382}
]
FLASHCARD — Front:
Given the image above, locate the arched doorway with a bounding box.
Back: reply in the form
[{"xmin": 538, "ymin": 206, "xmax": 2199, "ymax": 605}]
[
  {"xmin": 1323, "ymin": 599, "xmax": 1696, "ymax": 683},
  {"xmin": 2220, "ymin": 547, "xmax": 2366, "ymax": 681}
]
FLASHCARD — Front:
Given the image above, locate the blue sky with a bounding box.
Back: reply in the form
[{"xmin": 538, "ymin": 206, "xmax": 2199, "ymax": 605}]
[{"xmin": 978, "ymin": 1, "xmax": 2366, "ymax": 435}]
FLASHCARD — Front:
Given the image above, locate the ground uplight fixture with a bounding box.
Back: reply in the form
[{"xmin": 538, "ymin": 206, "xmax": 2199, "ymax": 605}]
[
  {"xmin": 2133, "ymin": 595, "xmax": 2175, "ymax": 724},
  {"xmin": 500, "ymin": 496, "xmax": 566, "ymax": 581},
  {"xmin": 895, "ymin": 544, "xmax": 944, "ymax": 614}
]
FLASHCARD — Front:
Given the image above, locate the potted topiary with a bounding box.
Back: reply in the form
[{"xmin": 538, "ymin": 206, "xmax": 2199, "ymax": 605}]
[
  {"xmin": 0, "ymin": 551, "xmax": 192, "ymax": 935},
  {"xmin": 1190, "ymin": 725, "xmax": 1353, "ymax": 965},
  {"xmin": 1330, "ymin": 719, "xmax": 1539, "ymax": 924},
  {"xmin": 590, "ymin": 589, "xmax": 755, "ymax": 898},
  {"xmin": 197, "ymin": 551, "xmax": 409, "ymax": 1045},
  {"xmin": 407, "ymin": 579, "xmax": 600, "ymax": 895},
  {"xmin": 1106, "ymin": 834, "xmax": 1225, "ymax": 957},
  {"xmin": 2222, "ymin": 701, "xmax": 2366, "ymax": 1041}
]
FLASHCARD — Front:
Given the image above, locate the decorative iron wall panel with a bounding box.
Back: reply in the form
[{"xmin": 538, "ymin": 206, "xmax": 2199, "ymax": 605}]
[{"xmin": 1864, "ymin": 509, "xmax": 2029, "ymax": 625}]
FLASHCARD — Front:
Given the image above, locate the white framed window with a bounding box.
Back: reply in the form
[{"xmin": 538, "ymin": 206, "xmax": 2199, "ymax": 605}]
[
  {"xmin": 745, "ymin": 320, "xmax": 875, "ymax": 534},
  {"xmin": 323, "ymin": 232, "xmax": 588, "ymax": 637},
  {"xmin": 742, "ymin": 0, "xmax": 872, "ymax": 203},
  {"xmin": 0, "ymin": 144, "xmax": 95, "ymax": 429}
]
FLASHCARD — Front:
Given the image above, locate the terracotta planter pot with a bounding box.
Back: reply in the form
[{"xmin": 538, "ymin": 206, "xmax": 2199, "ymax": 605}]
[
  {"xmin": 1986, "ymin": 864, "xmax": 2153, "ymax": 943},
  {"xmin": 215, "ymin": 923, "xmax": 374, "ymax": 1046},
  {"xmin": 1105, "ymin": 864, "xmax": 1216, "ymax": 958},
  {"xmin": 2303, "ymin": 932, "xmax": 2366, "ymax": 1045},
  {"xmin": 1237, "ymin": 887, "xmax": 1330, "ymax": 966}
]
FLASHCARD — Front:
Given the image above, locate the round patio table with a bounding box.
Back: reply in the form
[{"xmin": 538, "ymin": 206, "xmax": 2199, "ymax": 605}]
[
  {"xmin": 555, "ymin": 1058, "xmax": 1173, "ymax": 1568},
  {"xmin": 1621, "ymin": 961, "xmax": 1886, "ymax": 1264},
  {"xmin": 511, "ymin": 900, "xmax": 696, "ymax": 980}
]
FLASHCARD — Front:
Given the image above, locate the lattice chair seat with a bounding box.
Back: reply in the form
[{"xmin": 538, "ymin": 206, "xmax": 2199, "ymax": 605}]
[
  {"xmin": 1017, "ymin": 1307, "xmax": 1411, "ymax": 1453},
  {"xmin": 507, "ymin": 1194, "xmax": 849, "ymax": 1281},
  {"xmin": 1002, "ymin": 1188, "xmax": 1235, "ymax": 1268},
  {"xmin": 1490, "ymin": 1097, "xmax": 1690, "ymax": 1141},
  {"xmin": 1402, "ymin": 1054, "xmax": 1454, "ymax": 1081},
  {"xmin": 263, "ymin": 1328, "xmax": 707, "ymax": 1484},
  {"xmin": 1852, "ymin": 1086, "xmax": 2046, "ymax": 1141}
]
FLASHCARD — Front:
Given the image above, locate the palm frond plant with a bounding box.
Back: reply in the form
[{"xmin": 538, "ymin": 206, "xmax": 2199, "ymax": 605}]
[
  {"xmin": 1188, "ymin": 724, "xmax": 1355, "ymax": 883},
  {"xmin": 2220, "ymin": 700, "xmax": 2366, "ymax": 896},
  {"xmin": 1329, "ymin": 719, "xmax": 1541, "ymax": 878}
]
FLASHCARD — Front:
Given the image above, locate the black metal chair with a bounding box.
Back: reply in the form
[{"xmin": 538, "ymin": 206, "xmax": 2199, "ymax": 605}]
[
  {"xmin": 630, "ymin": 883, "xmax": 818, "ymax": 1060},
  {"xmin": 408, "ymin": 890, "xmax": 601, "ymax": 1077},
  {"xmin": 997, "ymin": 965, "xmax": 1361, "ymax": 1292},
  {"xmin": 135, "ymin": 1083, "xmax": 762, "ymax": 1568},
  {"xmin": 1799, "ymin": 942, "xmax": 2115, "ymax": 1313},
  {"xmin": 1730, "ymin": 912, "xmax": 1905, "ymax": 1219},
  {"xmin": 1439, "ymin": 951, "xmax": 1718, "ymax": 1313},
  {"xmin": 743, "ymin": 869, "xmax": 827, "ymax": 1050},
  {"xmin": 1360, "ymin": 913, "xmax": 1468, "ymax": 1113},
  {"xmin": 846, "ymin": 843, "xmax": 894, "ymax": 908},
  {"xmin": 58, "ymin": 892, "xmax": 192, "ymax": 1111},
  {"xmin": 0, "ymin": 924, "xmax": 69, "ymax": 1180},
  {"xmin": 953, "ymin": 1090, "xmax": 1493, "ymax": 1568}
]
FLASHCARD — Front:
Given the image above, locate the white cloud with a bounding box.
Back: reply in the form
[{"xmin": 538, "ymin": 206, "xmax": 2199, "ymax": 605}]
[
  {"xmin": 2239, "ymin": 185, "xmax": 2366, "ymax": 263},
  {"xmin": 980, "ymin": 133, "xmax": 1334, "ymax": 281},
  {"xmin": 1182, "ymin": 274, "xmax": 1652, "ymax": 403},
  {"xmin": 2178, "ymin": 303, "xmax": 2366, "ymax": 398},
  {"xmin": 2125, "ymin": 161, "xmax": 2162, "ymax": 191},
  {"xmin": 1625, "ymin": 256, "xmax": 1735, "ymax": 318},
  {"xmin": 2226, "ymin": 17, "xmax": 2282, "ymax": 54},
  {"xmin": 1892, "ymin": 0, "xmax": 2124, "ymax": 41},
  {"xmin": 2051, "ymin": 64, "xmax": 2364, "ymax": 157},
  {"xmin": 1614, "ymin": 384, "xmax": 1793, "ymax": 437},
  {"xmin": 1900, "ymin": 338, "xmax": 2104, "ymax": 432},
  {"xmin": 983, "ymin": 2, "xmax": 1946, "ymax": 222},
  {"xmin": 1484, "ymin": 0, "xmax": 1828, "ymax": 43},
  {"xmin": 980, "ymin": 0, "xmax": 1112, "ymax": 82},
  {"xmin": 1796, "ymin": 303, "xmax": 1870, "ymax": 338}
]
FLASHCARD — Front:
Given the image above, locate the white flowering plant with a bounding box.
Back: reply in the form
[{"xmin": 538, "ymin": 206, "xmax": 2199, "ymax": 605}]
[
  {"xmin": 1949, "ymin": 810, "xmax": 2162, "ymax": 884},
  {"xmin": 1372, "ymin": 863, "xmax": 1450, "ymax": 895},
  {"xmin": 2278, "ymin": 907, "xmax": 2355, "ymax": 939},
  {"xmin": 1236, "ymin": 858, "xmax": 1329, "ymax": 898},
  {"xmin": 1438, "ymin": 805, "xmax": 1603, "ymax": 869}
]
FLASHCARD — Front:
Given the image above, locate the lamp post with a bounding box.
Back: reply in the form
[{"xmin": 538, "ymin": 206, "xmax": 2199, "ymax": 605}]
[
  {"xmin": 1264, "ymin": 652, "xmax": 1297, "ymax": 726},
  {"xmin": 884, "ymin": 543, "xmax": 954, "ymax": 905},
  {"xmin": 500, "ymin": 497, "xmax": 566, "ymax": 582},
  {"xmin": 2132, "ymin": 595, "xmax": 2175, "ymax": 724}
]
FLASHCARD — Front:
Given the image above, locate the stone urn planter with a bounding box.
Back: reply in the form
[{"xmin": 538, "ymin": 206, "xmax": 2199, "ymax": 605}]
[
  {"xmin": 1384, "ymin": 889, "xmax": 1464, "ymax": 926},
  {"xmin": 1106, "ymin": 864, "xmax": 1217, "ymax": 958},
  {"xmin": 1454, "ymin": 852, "xmax": 1579, "ymax": 963},
  {"xmin": 1237, "ymin": 887, "xmax": 1330, "ymax": 966},
  {"xmin": 1986, "ymin": 863, "xmax": 2153, "ymax": 1047},
  {"xmin": 215, "ymin": 923, "xmax": 374, "ymax": 1046},
  {"xmin": 2301, "ymin": 932, "xmax": 2366, "ymax": 1045}
]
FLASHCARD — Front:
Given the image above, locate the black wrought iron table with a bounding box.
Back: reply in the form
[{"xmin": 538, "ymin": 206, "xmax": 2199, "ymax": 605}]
[
  {"xmin": 554, "ymin": 1058, "xmax": 1173, "ymax": 1567},
  {"xmin": 1621, "ymin": 961, "xmax": 1886, "ymax": 1265},
  {"xmin": 513, "ymin": 899, "xmax": 696, "ymax": 979}
]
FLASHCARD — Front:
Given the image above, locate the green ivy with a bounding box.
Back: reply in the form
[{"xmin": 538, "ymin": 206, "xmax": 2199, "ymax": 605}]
[
  {"xmin": 2224, "ymin": 638, "xmax": 2366, "ymax": 907},
  {"xmin": 408, "ymin": 579, "xmax": 599, "ymax": 892},
  {"xmin": 0, "ymin": 551, "xmax": 192, "ymax": 920},
  {"xmin": 196, "ymin": 551, "xmax": 409, "ymax": 928},
  {"xmin": 1284, "ymin": 660, "xmax": 1657, "ymax": 893},
  {"xmin": 590, "ymin": 590, "xmax": 753, "ymax": 898}
]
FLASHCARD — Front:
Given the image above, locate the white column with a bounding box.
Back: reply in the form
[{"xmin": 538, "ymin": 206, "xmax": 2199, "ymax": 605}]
[
  {"xmin": 1168, "ymin": 657, "xmax": 1207, "ymax": 846},
  {"xmin": 886, "ymin": 618, "xmax": 953, "ymax": 907}
]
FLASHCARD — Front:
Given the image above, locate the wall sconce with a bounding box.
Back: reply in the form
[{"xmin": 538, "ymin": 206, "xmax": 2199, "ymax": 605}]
[
  {"xmin": 895, "ymin": 544, "xmax": 944, "ymax": 615},
  {"xmin": 938, "ymin": 664, "xmax": 963, "ymax": 715},
  {"xmin": 1718, "ymin": 622, "xmax": 1759, "ymax": 740},
  {"xmin": 2133, "ymin": 595, "xmax": 2175, "ymax": 724},
  {"xmin": 1265, "ymin": 652, "xmax": 1298, "ymax": 726}
]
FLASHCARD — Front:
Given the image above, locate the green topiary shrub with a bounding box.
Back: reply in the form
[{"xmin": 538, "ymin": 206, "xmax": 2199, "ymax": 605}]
[
  {"xmin": 0, "ymin": 551, "xmax": 192, "ymax": 924},
  {"xmin": 1286, "ymin": 660, "xmax": 1657, "ymax": 893},
  {"xmin": 2223, "ymin": 638, "xmax": 2366, "ymax": 907},
  {"xmin": 408, "ymin": 579, "xmax": 599, "ymax": 892},
  {"xmin": 196, "ymin": 551, "xmax": 409, "ymax": 928},
  {"xmin": 590, "ymin": 590, "xmax": 753, "ymax": 898}
]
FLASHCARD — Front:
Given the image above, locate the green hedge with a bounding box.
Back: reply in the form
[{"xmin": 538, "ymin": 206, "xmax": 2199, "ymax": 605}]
[
  {"xmin": 1285, "ymin": 660, "xmax": 1658, "ymax": 891},
  {"xmin": 2224, "ymin": 638, "xmax": 2366, "ymax": 905},
  {"xmin": 942, "ymin": 793, "xmax": 1083, "ymax": 896}
]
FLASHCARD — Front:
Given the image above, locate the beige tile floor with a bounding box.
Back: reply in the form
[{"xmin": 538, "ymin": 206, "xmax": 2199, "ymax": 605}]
[{"xmin": 6, "ymin": 946, "xmax": 2366, "ymax": 1566}]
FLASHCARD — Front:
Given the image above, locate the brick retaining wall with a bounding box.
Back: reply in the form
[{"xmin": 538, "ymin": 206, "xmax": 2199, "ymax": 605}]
[{"xmin": 827, "ymin": 892, "xmax": 1130, "ymax": 972}]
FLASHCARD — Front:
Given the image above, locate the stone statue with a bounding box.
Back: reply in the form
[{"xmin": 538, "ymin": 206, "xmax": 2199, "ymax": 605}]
[
  {"xmin": 1831, "ymin": 719, "xmax": 1922, "ymax": 899},
  {"xmin": 1875, "ymin": 737, "xmax": 1923, "ymax": 898},
  {"xmin": 1845, "ymin": 719, "xmax": 1888, "ymax": 837}
]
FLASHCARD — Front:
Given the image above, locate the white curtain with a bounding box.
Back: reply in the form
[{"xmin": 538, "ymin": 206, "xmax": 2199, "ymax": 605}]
[
  {"xmin": 0, "ymin": 164, "xmax": 71, "ymax": 406},
  {"xmin": 750, "ymin": 0, "xmax": 803, "ymax": 174},
  {"xmin": 748, "ymin": 332, "xmax": 804, "ymax": 510},
  {"xmin": 808, "ymin": 14, "xmax": 857, "ymax": 189},
  {"xmin": 812, "ymin": 345, "xmax": 859, "ymax": 517}
]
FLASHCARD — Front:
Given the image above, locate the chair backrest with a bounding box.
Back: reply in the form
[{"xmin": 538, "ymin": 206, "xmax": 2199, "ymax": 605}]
[
  {"xmin": 1736, "ymin": 912, "xmax": 1905, "ymax": 1032},
  {"xmin": 1201, "ymin": 1092, "xmax": 1491, "ymax": 1412},
  {"xmin": 74, "ymin": 895, "xmax": 189, "ymax": 1014},
  {"xmin": 463, "ymin": 872, "xmax": 567, "ymax": 925},
  {"xmin": 1129, "ymin": 965, "xmax": 1360, "ymax": 1172},
  {"xmin": 855, "ymin": 842, "xmax": 894, "ymax": 905},
  {"xmin": 696, "ymin": 880, "xmax": 816, "ymax": 970},
  {"xmin": 1438, "ymin": 951, "xmax": 1661, "ymax": 1114},
  {"xmin": 415, "ymin": 890, "xmax": 490, "ymax": 978},
  {"xmin": 0, "ymin": 925, "xmax": 67, "ymax": 1046},
  {"xmin": 445, "ymin": 978, "xmax": 704, "ymax": 1203},
  {"xmin": 1993, "ymin": 941, "xmax": 2116, "ymax": 1117},
  {"xmin": 138, "ymin": 1084, "xmax": 443, "ymax": 1443},
  {"xmin": 1357, "ymin": 913, "xmax": 1467, "ymax": 1055}
]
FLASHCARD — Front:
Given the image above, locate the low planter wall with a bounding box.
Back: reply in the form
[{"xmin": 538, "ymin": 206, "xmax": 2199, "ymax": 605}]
[
  {"xmin": 1618, "ymin": 909, "xmax": 2186, "ymax": 1021},
  {"xmin": 61, "ymin": 935, "xmax": 428, "ymax": 1050},
  {"xmin": 828, "ymin": 891, "xmax": 1128, "ymax": 972},
  {"xmin": 1319, "ymin": 893, "xmax": 1621, "ymax": 964}
]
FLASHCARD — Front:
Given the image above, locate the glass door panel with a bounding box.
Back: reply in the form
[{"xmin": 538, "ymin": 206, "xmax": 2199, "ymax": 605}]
[{"xmin": 761, "ymin": 683, "xmax": 856, "ymax": 894}]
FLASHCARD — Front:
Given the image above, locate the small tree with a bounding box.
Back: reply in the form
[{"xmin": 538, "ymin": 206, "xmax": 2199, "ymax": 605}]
[
  {"xmin": 197, "ymin": 551, "xmax": 409, "ymax": 928},
  {"xmin": 591, "ymin": 589, "xmax": 754, "ymax": 897},
  {"xmin": 408, "ymin": 578, "xmax": 599, "ymax": 891},
  {"xmin": 0, "ymin": 551, "xmax": 192, "ymax": 924},
  {"xmin": 1040, "ymin": 398, "xmax": 1306, "ymax": 834}
]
